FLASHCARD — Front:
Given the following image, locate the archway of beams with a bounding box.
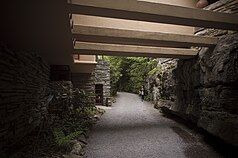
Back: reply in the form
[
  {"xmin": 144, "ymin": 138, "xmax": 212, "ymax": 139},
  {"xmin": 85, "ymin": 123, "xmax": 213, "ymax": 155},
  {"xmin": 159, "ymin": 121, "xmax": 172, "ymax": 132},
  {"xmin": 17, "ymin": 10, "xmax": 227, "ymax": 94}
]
[{"xmin": 68, "ymin": 0, "xmax": 238, "ymax": 59}]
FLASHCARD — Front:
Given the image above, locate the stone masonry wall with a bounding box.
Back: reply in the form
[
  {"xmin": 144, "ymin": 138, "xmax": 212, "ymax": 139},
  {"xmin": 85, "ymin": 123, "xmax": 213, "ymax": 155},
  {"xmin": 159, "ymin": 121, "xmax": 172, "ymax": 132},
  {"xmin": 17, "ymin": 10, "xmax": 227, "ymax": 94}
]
[
  {"xmin": 93, "ymin": 60, "xmax": 111, "ymax": 105},
  {"xmin": 71, "ymin": 60, "xmax": 110, "ymax": 106},
  {"xmin": 0, "ymin": 44, "xmax": 50, "ymax": 151},
  {"xmin": 173, "ymin": 0, "xmax": 238, "ymax": 146},
  {"xmin": 71, "ymin": 73, "xmax": 95, "ymax": 105}
]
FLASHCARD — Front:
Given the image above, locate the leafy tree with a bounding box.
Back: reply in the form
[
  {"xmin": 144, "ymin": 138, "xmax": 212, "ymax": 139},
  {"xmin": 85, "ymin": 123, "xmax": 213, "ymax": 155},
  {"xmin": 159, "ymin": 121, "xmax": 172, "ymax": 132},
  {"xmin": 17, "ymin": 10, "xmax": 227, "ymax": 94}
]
[{"xmin": 104, "ymin": 56, "xmax": 157, "ymax": 95}]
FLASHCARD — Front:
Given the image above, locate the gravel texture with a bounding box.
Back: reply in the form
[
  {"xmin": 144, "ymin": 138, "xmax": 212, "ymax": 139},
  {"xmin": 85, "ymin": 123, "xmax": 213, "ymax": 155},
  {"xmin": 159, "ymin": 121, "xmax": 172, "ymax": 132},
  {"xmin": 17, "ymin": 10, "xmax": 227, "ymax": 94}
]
[{"xmin": 84, "ymin": 92, "xmax": 220, "ymax": 158}]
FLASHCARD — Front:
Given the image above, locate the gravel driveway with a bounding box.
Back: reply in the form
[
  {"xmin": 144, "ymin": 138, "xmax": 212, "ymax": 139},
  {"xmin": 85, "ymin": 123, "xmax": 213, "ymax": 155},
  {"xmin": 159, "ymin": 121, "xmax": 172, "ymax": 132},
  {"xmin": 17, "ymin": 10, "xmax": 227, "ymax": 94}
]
[{"xmin": 84, "ymin": 92, "xmax": 221, "ymax": 158}]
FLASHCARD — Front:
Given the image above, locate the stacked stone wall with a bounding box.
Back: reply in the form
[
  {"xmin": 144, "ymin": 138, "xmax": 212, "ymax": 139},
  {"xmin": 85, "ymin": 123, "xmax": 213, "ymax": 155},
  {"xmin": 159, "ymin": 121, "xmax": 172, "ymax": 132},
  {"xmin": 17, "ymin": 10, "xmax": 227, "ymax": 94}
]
[
  {"xmin": 93, "ymin": 60, "xmax": 111, "ymax": 105},
  {"xmin": 71, "ymin": 73, "xmax": 95, "ymax": 105},
  {"xmin": 0, "ymin": 44, "xmax": 50, "ymax": 151}
]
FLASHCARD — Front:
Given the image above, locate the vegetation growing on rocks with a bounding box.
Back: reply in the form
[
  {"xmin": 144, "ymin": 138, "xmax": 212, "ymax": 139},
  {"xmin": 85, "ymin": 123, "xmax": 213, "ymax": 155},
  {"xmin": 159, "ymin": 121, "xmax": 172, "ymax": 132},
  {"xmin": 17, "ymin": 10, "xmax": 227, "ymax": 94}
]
[
  {"xmin": 104, "ymin": 56, "xmax": 173, "ymax": 102},
  {"xmin": 4, "ymin": 82, "xmax": 104, "ymax": 158}
]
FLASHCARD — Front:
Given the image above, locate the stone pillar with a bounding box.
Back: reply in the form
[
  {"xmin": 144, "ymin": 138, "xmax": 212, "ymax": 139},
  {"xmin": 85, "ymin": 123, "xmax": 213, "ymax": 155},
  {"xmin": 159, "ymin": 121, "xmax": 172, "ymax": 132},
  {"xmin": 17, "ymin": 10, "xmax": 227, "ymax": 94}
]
[{"xmin": 93, "ymin": 60, "xmax": 111, "ymax": 106}]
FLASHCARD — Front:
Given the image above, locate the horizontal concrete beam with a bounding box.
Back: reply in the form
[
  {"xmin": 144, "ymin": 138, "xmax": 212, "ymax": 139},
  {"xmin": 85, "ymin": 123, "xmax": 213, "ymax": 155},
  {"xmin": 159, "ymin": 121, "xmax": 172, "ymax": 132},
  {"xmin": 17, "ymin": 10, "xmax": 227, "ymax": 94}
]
[
  {"xmin": 70, "ymin": 63, "xmax": 97, "ymax": 73},
  {"xmin": 74, "ymin": 60, "xmax": 97, "ymax": 64},
  {"xmin": 70, "ymin": 0, "xmax": 238, "ymax": 30},
  {"xmin": 74, "ymin": 42, "xmax": 198, "ymax": 59},
  {"xmin": 73, "ymin": 25, "xmax": 218, "ymax": 48}
]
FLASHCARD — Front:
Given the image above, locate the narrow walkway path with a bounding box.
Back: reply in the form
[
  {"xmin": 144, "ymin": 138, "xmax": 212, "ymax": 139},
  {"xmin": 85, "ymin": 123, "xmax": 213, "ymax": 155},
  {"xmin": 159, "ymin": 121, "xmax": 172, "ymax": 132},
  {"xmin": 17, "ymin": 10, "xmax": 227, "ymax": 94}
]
[{"xmin": 85, "ymin": 92, "xmax": 220, "ymax": 158}]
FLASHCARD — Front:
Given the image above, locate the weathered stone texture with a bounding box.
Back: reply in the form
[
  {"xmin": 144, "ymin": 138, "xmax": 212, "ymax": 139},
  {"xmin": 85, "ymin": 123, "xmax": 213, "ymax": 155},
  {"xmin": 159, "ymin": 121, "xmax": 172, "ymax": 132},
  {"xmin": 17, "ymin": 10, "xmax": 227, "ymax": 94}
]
[
  {"xmin": 146, "ymin": 58, "xmax": 177, "ymax": 106},
  {"xmin": 0, "ymin": 44, "xmax": 50, "ymax": 150},
  {"xmin": 173, "ymin": 57, "xmax": 202, "ymax": 122},
  {"xmin": 173, "ymin": 0, "xmax": 238, "ymax": 146},
  {"xmin": 71, "ymin": 60, "xmax": 110, "ymax": 106},
  {"xmin": 72, "ymin": 73, "xmax": 94, "ymax": 94},
  {"xmin": 148, "ymin": 0, "xmax": 238, "ymax": 146},
  {"xmin": 195, "ymin": 0, "xmax": 238, "ymax": 36},
  {"xmin": 196, "ymin": 34, "xmax": 238, "ymax": 145},
  {"xmin": 71, "ymin": 73, "xmax": 95, "ymax": 104},
  {"xmin": 199, "ymin": 35, "xmax": 238, "ymax": 86},
  {"xmin": 93, "ymin": 60, "xmax": 111, "ymax": 105}
]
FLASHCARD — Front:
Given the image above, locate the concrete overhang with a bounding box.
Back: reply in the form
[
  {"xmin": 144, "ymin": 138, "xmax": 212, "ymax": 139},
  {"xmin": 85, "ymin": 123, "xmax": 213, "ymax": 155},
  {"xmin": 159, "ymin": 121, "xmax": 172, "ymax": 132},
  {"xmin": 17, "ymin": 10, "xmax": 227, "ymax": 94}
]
[
  {"xmin": 72, "ymin": 24, "xmax": 218, "ymax": 48},
  {"xmin": 74, "ymin": 61, "xmax": 97, "ymax": 64},
  {"xmin": 74, "ymin": 42, "xmax": 198, "ymax": 59},
  {"xmin": 70, "ymin": 0, "xmax": 238, "ymax": 31},
  {"xmin": 71, "ymin": 63, "xmax": 97, "ymax": 73},
  {"xmin": 71, "ymin": 55, "xmax": 97, "ymax": 73}
]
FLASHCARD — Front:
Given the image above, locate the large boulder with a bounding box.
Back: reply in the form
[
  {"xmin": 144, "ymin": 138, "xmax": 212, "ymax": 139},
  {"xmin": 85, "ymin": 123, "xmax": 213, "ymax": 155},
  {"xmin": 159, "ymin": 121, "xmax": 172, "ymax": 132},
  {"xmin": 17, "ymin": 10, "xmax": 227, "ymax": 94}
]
[{"xmin": 174, "ymin": 33, "xmax": 238, "ymax": 145}]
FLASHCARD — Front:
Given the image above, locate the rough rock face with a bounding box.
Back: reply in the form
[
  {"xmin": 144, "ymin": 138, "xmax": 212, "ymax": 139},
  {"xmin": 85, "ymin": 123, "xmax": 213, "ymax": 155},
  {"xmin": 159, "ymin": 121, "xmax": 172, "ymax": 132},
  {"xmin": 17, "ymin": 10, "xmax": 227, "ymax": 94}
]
[
  {"xmin": 173, "ymin": 57, "xmax": 201, "ymax": 122},
  {"xmin": 174, "ymin": 33, "xmax": 238, "ymax": 146},
  {"xmin": 146, "ymin": 59, "xmax": 177, "ymax": 105},
  {"xmin": 199, "ymin": 34, "xmax": 238, "ymax": 145},
  {"xmin": 174, "ymin": 0, "xmax": 238, "ymax": 146},
  {"xmin": 148, "ymin": 0, "xmax": 238, "ymax": 146}
]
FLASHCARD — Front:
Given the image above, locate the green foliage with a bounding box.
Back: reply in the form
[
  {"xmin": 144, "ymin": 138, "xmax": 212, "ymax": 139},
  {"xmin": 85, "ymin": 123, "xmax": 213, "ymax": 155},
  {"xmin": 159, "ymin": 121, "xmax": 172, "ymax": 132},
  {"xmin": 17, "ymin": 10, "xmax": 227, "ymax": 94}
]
[
  {"xmin": 53, "ymin": 106, "xmax": 99, "ymax": 137},
  {"xmin": 104, "ymin": 56, "xmax": 157, "ymax": 94},
  {"xmin": 53, "ymin": 129, "xmax": 83, "ymax": 146},
  {"xmin": 144, "ymin": 93, "xmax": 153, "ymax": 101},
  {"xmin": 50, "ymin": 89, "xmax": 102, "ymax": 149},
  {"xmin": 83, "ymin": 107, "xmax": 98, "ymax": 116},
  {"xmin": 104, "ymin": 56, "xmax": 124, "ymax": 96},
  {"xmin": 5, "ymin": 85, "xmax": 103, "ymax": 158},
  {"xmin": 51, "ymin": 106, "xmax": 101, "ymax": 151},
  {"xmin": 148, "ymin": 65, "xmax": 162, "ymax": 76}
]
